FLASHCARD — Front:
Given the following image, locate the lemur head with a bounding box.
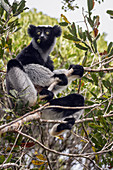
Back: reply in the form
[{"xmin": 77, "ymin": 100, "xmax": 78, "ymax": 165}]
[{"xmin": 28, "ymin": 25, "xmax": 62, "ymax": 52}]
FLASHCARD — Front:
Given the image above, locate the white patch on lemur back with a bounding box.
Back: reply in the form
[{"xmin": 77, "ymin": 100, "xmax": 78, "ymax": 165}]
[{"xmin": 32, "ymin": 38, "xmax": 56, "ymax": 62}]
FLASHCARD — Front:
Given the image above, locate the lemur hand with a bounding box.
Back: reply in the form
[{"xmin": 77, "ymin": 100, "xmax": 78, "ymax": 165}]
[
  {"xmin": 39, "ymin": 88, "xmax": 54, "ymax": 101},
  {"xmin": 68, "ymin": 64, "xmax": 84, "ymax": 78},
  {"xmin": 54, "ymin": 74, "xmax": 68, "ymax": 86}
]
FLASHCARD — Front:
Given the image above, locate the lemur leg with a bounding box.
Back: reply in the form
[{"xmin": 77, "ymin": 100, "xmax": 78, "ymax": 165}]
[
  {"xmin": 41, "ymin": 93, "xmax": 84, "ymax": 136},
  {"xmin": 6, "ymin": 59, "xmax": 37, "ymax": 107},
  {"xmin": 41, "ymin": 93, "xmax": 84, "ymax": 120}
]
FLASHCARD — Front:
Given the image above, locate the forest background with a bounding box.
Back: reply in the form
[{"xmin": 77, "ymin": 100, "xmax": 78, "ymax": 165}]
[{"xmin": 0, "ymin": 0, "xmax": 113, "ymax": 169}]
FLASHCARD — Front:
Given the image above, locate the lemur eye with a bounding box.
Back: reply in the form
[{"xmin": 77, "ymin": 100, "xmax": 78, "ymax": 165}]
[
  {"xmin": 37, "ymin": 31, "xmax": 41, "ymax": 35},
  {"xmin": 46, "ymin": 31, "xmax": 50, "ymax": 35}
]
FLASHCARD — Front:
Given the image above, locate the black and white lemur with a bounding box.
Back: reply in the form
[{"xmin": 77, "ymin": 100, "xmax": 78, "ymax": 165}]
[{"xmin": 6, "ymin": 25, "xmax": 84, "ymax": 136}]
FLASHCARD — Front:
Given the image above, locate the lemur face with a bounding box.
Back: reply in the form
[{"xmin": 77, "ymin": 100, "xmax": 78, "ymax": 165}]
[
  {"xmin": 28, "ymin": 25, "xmax": 62, "ymax": 51},
  {"xmin": 36, "ymin": 27, "xmax": 53, "ymax": 43}
]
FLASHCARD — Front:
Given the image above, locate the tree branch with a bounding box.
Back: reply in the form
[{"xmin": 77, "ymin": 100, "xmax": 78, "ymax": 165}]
[
  {"xmin": 0, "ymin": 100, "xmax": 113, "ymax": 135},
  {"xmin": 84, "ymin": 67, "xmax": 113, "ymax": 72},
  {"xmin": 16, "ymin": 130, "xmax": 109, "ymax": 170},
  {"xmin": 0, "ymin": 163, "xmax": 19, "ymax": 169}
]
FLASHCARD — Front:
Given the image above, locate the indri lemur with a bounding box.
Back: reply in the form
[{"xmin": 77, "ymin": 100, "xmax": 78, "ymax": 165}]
[{"xmin": 6, "ymin": 25, "xmax": 84, "ymax": 136}]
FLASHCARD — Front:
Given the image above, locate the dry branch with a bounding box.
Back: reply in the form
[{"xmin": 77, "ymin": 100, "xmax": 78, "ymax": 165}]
[
  {"xmin": 0, "ymin": 104, "xmax": 97, "ymax": 135},
  {"xmin": 0, "ymin": 163, "xmax": 19, "ymax": 169},
  {"xmin": 0, "ymin": 103, "xmax": 49, "ymax": 134},
  {"xmin": 84, "ymin": 67, "xmax": 113, "ymax": 72},
  {"xmin": 0, "ymin": 101, "xmax": 113, "ymax": 135}
]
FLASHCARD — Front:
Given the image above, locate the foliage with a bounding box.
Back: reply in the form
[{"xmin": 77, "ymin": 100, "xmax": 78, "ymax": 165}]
[
  {"xmin": 61, "ymin": 0, "xmax": 79, "ymax": 12},
  {"xmin": 0, "ymin": 0, "xmax": 113, "ymax": 169},
  {"xmin": 61, "ymin": 0, "xmax": 104, "ymax": 12},
  {"xmin": 106, "ymin": 10, "xmax": 113, "ymax": 19}
]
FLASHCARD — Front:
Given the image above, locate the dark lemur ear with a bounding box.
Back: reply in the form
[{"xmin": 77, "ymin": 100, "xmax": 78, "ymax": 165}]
[
  {"xmin": 53, "ymin": 25, "xmax": 62, "ymax": 37},
  {"xmin": 27, "ymin": 25, "xmax": 37, "ymax": 38}
]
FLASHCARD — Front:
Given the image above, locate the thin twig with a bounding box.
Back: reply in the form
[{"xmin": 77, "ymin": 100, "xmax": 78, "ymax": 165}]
[
  {"xmin": 82, "ymin": 123, "xmax": 95, "ymax": 147},
  {"xmin": 1, "ymin": 126, "xmax": 23, "ymax": 168},
  {"xmin": 16, "ymin": 130, "xmax": 104, "ymax": 170},
  {"xmin": 38, "ymin": 120, "xmax": 53, "ymax": 170},
  {"xmin": 84, "ymin": 67, "xmax": 113, "ymax": 72},
  {"xmin": 80, "ymin": 142, "xmax": 90, "ymax": 154},
  {"xmin": 40, "ymin": 112, "xmax": 113, "ymax": 124}
]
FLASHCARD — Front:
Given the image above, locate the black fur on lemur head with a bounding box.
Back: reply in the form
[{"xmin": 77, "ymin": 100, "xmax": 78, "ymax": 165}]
[
  {"xmin": 28, "ymin": 25, "xmax": 62, "ymax": 52},
  {"xmin": 16, "ymin": 25, "xmax": 62, "ymax": 71}
]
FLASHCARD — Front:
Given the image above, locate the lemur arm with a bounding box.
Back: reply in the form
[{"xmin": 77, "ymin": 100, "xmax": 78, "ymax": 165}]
[
  {"xmin": 24, "ymin": 63, "xmax": 68, "ymax": 100},
  {"xmin": 48, "ymin": 68, "xmax": 74, "ymax": 91},
  {"xmin": 51, "ymin": 64, "xmax": 84, "ymax": 94}
]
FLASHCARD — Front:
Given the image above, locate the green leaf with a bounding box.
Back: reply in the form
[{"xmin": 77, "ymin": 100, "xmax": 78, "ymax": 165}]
[
  {"xmin": 0, "ymin": 155, "xmax": 5, "ymax": 163},
  {"xmin": 78, "ymin": 26, "xmax": 83, "ymax": 39},
  {"xmin": 6, "ymin": 154, "xmax": 12, "ymax": 163},
  {"xmin": 68, "ymin": 22, "xmax": 77, "ymax": 37},
  {"xmin": 14, "ymin": 27, "xmax": 21, "ymax": 32},
  {"xmin": 13, "ymin": 0, "xmax": 28, "ymax": 16},
  {"xmin": 39, "ymin": 164, "xmax": 45, "ymax": 170},
  {"xmin": 102, "ymin": 80, "xmax": 111, "ymax": 89},
  {"xmin": 85, "ymin": 30, "xmax": 92, "ymax": 42},
  {"xmin": 71, "ymin": 22, "xmax": 77, "ymax": 36},
  {"xmin": 90, "ymin": 73, "xmax": 98, "ymax": 86},
  {"xmin": 108, "ymin": 48, "xmax": 113, "ymax": 57},
  {"xmin": 1, "ymin": 37, "xmax": 5, "ymax": 47},
  {"xmin": 87, "ymin": 0, "xmax": 94, "ymax": 12},
  {"xmin": 99, "ymin": 71, "xmax": 105, "ymax": 78},
  {"xmin": 5, "ymin": 11, "xmax": 8, "ymax": 20},
  {"xmin": 12, "ymin": 2, "xmax": 18, "ymax": 14},
  {"xmin": 8, "ymin": 18, "xmax": 18, "ymax": 27},
  {"xmin": 7, "ymin": 37, "xmax": 12, "ymax": 45},
  {"xmin": 87, "ymin": 17, "xmax": 94, "ymax": 27},
  {"xmin": 0, "ymin": 47, "xmax": 4, "ymax": 58},
  {"xmin": 85, "ymin": 100, "xmax": 95, "ymax": 105},
  {"xmin": 98, "ymin": 116, "xmax": 107, "ymax": 129},
  {"xmin": 59, "ymin": 22, "xmax": 68, "ymax": 26},
  {"xmin": 82, "ymin": 54, "xmax": 87, "ymax": 66},
  {"xmin": 107, "ymin": 42, "xmax": 113, "ymax": 53},
  {"xmin": 83, "ymin": 77, "xmax": 93, "ymax": 83},
  {"xmin": 106, "ymin": 10, "xmax": 113, "ymax": 16},
  {"xmin": 88, "ymin": 123, "xmax": 103, "ymax": 129},
  {"xmin": 64, "ymin": 33, "xmax": 80, "ymax": 41},
  {"xmin": 90, "ymin": 91, "xmax": 97, "ymax": 98},
  {"xmin": 93, "ymin": 39, "xmax": 97, "ymax": 53},
  {"xmin": 17, "ymin": 0, "xmax": 26, "ymax": 12},
  {"xmin": 0, "ymin": 6, "xmax": 4, "ymax": 17},
  {"xmin": 82, "ymin": 32, "xmax": 86, "ymax": 41},
  {"xmin": 95, "ymin": 33, "xmax": 100, "ymax": 41},
  {"xmin": 75, "ymin": 43, "xmax": 88, "ymax": 51}
]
